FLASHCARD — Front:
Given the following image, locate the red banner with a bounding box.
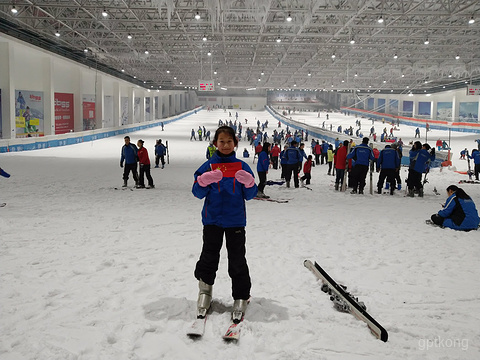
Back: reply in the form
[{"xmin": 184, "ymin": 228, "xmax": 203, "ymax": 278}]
[
  {"xmin": 54, "ymin": 93, "xmax": 74, "ymax": 134},
  {"xmin": 210, "ymin": 162, "xmax": 242, "ymax": 177}
]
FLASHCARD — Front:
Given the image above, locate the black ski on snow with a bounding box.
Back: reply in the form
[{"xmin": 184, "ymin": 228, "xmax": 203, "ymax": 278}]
[
  {"xmin": 254, "ymin": 197, "xmax": 289, "ymax": 203},
  {"xmin": 458, "ymin": 180, "xmax": 480, "ymax": 184},
  {"xmin": 0, "ymin": 203, "xmax": 6, "ymax": 207},
  {"xmin": 304, "ymin": 260, "xmax": 388, "ymax": 342}
]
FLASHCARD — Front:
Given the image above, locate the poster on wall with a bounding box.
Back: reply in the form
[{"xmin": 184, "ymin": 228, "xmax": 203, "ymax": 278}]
[
  {"xmin": 367, "ymin": 98, "xmax": 374, "ymax": 110},
  {"xmin": 0, "ymin": 89, "xmax": 2, "ymax": 139},
  {"xmin": 388, "ymin": 99, "xmax": 399, "ymax": 115},
  {"xmin": 145, "ymin": 97, "xmax": 151, "ymax": 122},
  {"xmin": 121, "ymin": 97, "xmax": 129, "ymax": 125},
  {"xmin": 437, "ymin": 102, "xmax": 452, "ymax": 121},
  {"xmin": 104, "ymin": 95, "xmax": 113, "ymax": 128},
  {"xmin": 82, "ymin": 94, "xmax": 95, "ymax": 130},
  {"xmin": 459, "ymin": 102, "xmax": 479, "ymax": 122},
  {"xmin": 54, "ymin": 93, "xmax": 74, "ymax": 134},
  {"xmin": 402, "ymin": 101, "xmax": 413, "ymax": 117},
  {"xmin": 15, "ymin": 90, "xmax": 44, "ymax": 138},
  {"xmin": 134, "ymin": 97, "xmax": 141, "ymax": 123},
  {"xmin": 418, "ymin": 102, "xmax": 431, "ymax": 116},
  {"xmin": 377, "ymin": 99, "xmax": 386, "ymax": 113},
  {"xmin": 154, "ymin": 96, "xmax": 159, "ymax": 119}
]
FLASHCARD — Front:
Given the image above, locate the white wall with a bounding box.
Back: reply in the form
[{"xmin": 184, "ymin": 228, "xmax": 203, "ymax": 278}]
[
  {"xmin": 196, "ymin": 96, "xmax": 266, "ymax": 110},
  {"xmin": 0, "ymin": 33, "xmax": 195, "ymax": 139}
]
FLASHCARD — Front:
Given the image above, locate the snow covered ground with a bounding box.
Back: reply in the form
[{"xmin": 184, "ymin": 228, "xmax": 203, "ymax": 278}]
[{"xmin": 1, "ymin": 108, "xmax": 479, "ymax": 360}]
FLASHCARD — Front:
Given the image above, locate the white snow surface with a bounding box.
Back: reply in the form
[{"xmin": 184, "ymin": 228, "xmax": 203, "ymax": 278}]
[{"xmin": 1, "ymin": 109, "xmax": 479, "ymax": 360}]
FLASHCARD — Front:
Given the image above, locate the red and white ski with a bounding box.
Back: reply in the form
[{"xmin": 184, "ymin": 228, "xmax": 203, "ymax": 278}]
[{"xmin": 222, "ymin": 317, "xmax": 244, "ymax": 341}]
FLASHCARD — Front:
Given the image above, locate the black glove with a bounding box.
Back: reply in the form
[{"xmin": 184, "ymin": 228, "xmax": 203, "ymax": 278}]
[
  {"xmin": 430, "ymin": 148, "xmax": 435, "ymax": 155},
  {"xmin": 120, "ymin": 162, "xmax": 123, "ymax": 168}
]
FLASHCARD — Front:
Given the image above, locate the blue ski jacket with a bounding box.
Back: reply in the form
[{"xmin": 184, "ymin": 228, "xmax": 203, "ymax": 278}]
[
  {"xmin": 346, "ymin": 143, "xmax": 375, "ymax": 166},
  {"xmin": 282, "ymin": 147, "xmax": 302, "ymax": 165},
  {"xmin": 155, "ymin": 143, "xmax": 166, "ymax": 156},
  {"xmin": 438, "ymin": 193, "xmax": 480, "ymax": 231},
  {"xmin": 377, "ymin": 146, "xmax": 400, "ymax": 170},
  {"xmin": 280, "ymin": 150, "xmax": 287, "ymax": 165},
  {"xmin": 257, "ymin": 151, "xmax": 270, "ymax": 173},
  {"xmin": 468, "ymin": 150, "xmax": 480, "ymax": 164},
  {"xmin": 192, "ymin": 152, "xmax": 257, "ymax": 228},
  {"xmin": 411, "ymin": 149, "xmax": 435, "ymax": 173},
  {"xmin": 121, "ymin": 144, "xmax": 138, "ymax": 165}
]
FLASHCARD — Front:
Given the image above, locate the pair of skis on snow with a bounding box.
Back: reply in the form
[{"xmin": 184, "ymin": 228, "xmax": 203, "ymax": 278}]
[
  {"xmin": 187, "ymin": 260, "xmax": 389, "ymax": 343},
  {"xmin": 187, "ymin": 307, "xmax": 245, "ymax": 341}
]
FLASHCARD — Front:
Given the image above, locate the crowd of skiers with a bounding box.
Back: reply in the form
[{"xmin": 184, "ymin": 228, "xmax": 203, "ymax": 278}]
[{"xmin": 120, "ymin": 136, "xmax": 167, "ymax": 188}]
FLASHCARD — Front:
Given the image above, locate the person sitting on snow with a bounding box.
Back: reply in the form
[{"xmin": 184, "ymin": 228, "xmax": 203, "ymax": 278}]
[{"xmin": 430, "ymin": 185, "xmax": 480, "ymax": 231}]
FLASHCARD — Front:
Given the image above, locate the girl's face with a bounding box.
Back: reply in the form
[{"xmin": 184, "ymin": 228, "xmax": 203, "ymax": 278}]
[
  {"xmin": 215, "ymin": 132, "xmax": 235, "ymax": 155},
  {"xmin": 137, "ymin": 141, "xmax": 143, "ymax": 148}
]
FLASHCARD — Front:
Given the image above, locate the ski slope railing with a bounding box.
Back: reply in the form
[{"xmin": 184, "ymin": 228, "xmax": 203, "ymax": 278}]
[
  {"xmin": 0, "ymin": 106, "xmax": 204, "ymax": 153},
  {"xmin": 265, "ymin": 105, "xmax": 446, "ymax": 168},
  {"xmin": 340, "ymin": 107, "xmax": 480, "ymax": 134}
]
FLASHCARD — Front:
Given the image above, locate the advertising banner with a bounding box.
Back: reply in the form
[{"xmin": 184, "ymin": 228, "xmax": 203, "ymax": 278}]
[
  {"xmin": 134, "ymin": 97, "xmax": 141, "ymax": 123},
  {"xmin": 104, "ymin": 95, "xmax": 113, "ymax": 128},
  {"xmin": 0, "ymin": 89, "xmax": 2, "ymax": 139},
  {"xmin": 145, "ymin": 97, "xmax": 151, "ymax": 121},
  {"xmin": 82, "ymin": 94, "xmax": 95, "ymax": 130},
  {"xmin": 437, "ymin": 102, "xmax": 452, "ymax": 121},
  {"xmin": 54, "ymin": 92, "xmax": 74, "ymax": 134},
  {"xmin": 389, "ymin": 99, "xmax": 399, "ymax": 115},
  {"xmin": 402, "ymin": 101, "xmax": 413, "ymax": 117},
  {"xmin": 121, "ymin": 97, "xmax": 129, "ymax": 125},
  {"xmin": 15, "ymin": 90, "xmax": 44, "ymax": 138},
  {"xmin": 418, "ymin": 102, "xmax": 431, "ymax": 116},
  {"xmin": 459, "ymin": 102, "xmax": 479, "ymax": 122}
]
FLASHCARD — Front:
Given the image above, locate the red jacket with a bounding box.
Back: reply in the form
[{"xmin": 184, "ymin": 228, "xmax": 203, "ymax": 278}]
[
  {"xmin": 303, "ymin": 160, "xmax": 312, "ymax": 174},
  {"xmin": 334, "ymin": 145, "xmax": 348, "ymax": 169},
  {"xmin": 436, "ymin": 139, "xmax": 442, "ymax": 147},
  {"xmin": 314, "ymin": 144, "xmax": 322, "ymax": 155},
  {"xmin": 138, "ymin": 147, "xmax": 150, "ymax": 165},
  {"xmin": 271, "ymin": 145, "xmax": 281, "ymax": 157},
  {"xmin": 255, "ymin": 144, "xmax": 262, "ymax": 154}
]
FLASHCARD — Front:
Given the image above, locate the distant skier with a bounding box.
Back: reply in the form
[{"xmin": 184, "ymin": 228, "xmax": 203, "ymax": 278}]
[
  {"xmin": 256, "ymin": 142, "xmax": 271, "ymax": 198},
  {"xmin": 415, "ymin": 127, "xmax": 420, "ymax": 138},
  {"xmin": 430, "ymin": 185, "xmax": 479, "ymax": 231},
  {"xmin": 376, "ymin": 144, "xmax": 400, "ymax": 195}
]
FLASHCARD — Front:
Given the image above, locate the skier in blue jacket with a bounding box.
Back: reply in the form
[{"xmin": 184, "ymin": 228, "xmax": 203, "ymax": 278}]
[
  {"xmin": 430, "ymin": 185, "xmax": 480, "ymax": 231},
  {"xmin": 468, "ymin": 149, "xmax": 480, "ymax": 181},
  {"xmin": 282, "ymin": 141, "xmax": 302, "ymax": 188},
  {"xmin": 407, "ymin": 142, "xmax": 435, "ymax": 197},
  {"xmin": 256, "ymin": 142, "xmax": 271, "ymax": 198},
  {"xmin": 376, "ymin": 144, "xmax": 400, "ymax": 195},
  {"xmin": 346, "ymin": 137, "xmax": 375, "ymax": 194},
  {"xmin": 120, "ymin": 136, "xmax": 138, "ymax": 187},
  {"xmin": 154, "ymin": 139, "xmax": 167, "ymax": 168},
  {"xmin": 192, "ymin": 126, "xmax": 257, "ymax": 323}
]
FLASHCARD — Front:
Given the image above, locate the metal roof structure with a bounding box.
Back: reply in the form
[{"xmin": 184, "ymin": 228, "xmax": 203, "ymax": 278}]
[{"xmin": 1, "ymin": 0, "xmax": 479, "ymax": 94}]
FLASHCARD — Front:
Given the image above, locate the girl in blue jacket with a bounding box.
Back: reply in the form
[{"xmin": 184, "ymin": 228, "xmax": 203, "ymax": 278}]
[
  {"xmin": 431, "ymin": 185, "xmax": 480, "ymax": 231},
  {"xmin": 192, "ymin": 126, "xmax": 258, "ymax": 322}
]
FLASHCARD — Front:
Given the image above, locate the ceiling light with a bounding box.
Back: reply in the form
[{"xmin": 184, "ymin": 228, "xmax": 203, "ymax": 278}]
[
  {"xmin": 213, "ymin": 70, "xmax": 217, "ymax": 75},
  {"xmin": 341, "ymin": 79, "xmax": 345, "ymax": 83},
  {"xmin": 424, "ymin": 80, "xmax": 428, "ymax": 83},
  {"xmin": 383, "ymin": 80, "xmax": 386, "ymax": 83},
  {"xmin": 145, "ymin": 50, "xmax": 149, "ymax": 54},
  {"xmin": 406, "ymin": 85, "xmax": 409, "ymax": 88},
  {"xmin": 166, "ymin": 70, "xmax": 170, "ymax": 73},
  {"xmin": 218, "ymin": 82, "xmax": 220, "ymax": 85},
  {"xmin": 258, "ymin": 78, "xmax": 261, "ymax": 82},
  {"xmin": 401, "ymin": 74, "xmax": 405, "ymax": 77},
  {"xmin": 308, "ymin": 72, "xmax": 311, "ymax": 76},
  {"xmin": 102, "ymin": 9, "xmax": 108, "ymax": 17},
  {"xmin": 286, "ymin": 13, "xmax": 292, "ymax": 22},
  {"xmin": 133, "ymin": 76, "xmax": 137, "ymax": 79},
  {"xmin": 443, "ymin": 86, "xmax": 446, "ymax": 88},
  {"xmin": 331, "ymin": 53, "xmax": 336, "ymax": 59},
  {"xmin": 448, "ymin": 73, "xmax": 452, "ymax": 77},
  {"xmin": 294, "ymin": 84, "xmax": 297, "ymax": 87},
  {"xmin": 121, "ymin": 69, "xmax": 125, "ymax": 72},
  {"xmin": 173, "ymin": 76, "xmax": 177, "ymax": 80},
  {"xmin": 350, "ymin": 39, "xmax": 355, "ymax": 44},
  {"xmin": 424, "ymin": 38, "xmax": 429, "ymax": 45},
  {"xmin": 455, "ymin": 55, "xmax": 460, "ymax": 60},
  {"xmin": 354, "ymin": 72, "xmax": 358, "ymax": 77},
  {"xmin": 179, "ymin": 81, "xmax": 182, "ymax": 85},
  {"xmin": 207, "ymin": 51, "xmax": 212, "ymax": 56},
  {"xmin": 11, "ymin": 5, "xmax": 18, "ymax": 14},
  {"xmin": 127, "ymin": 34, "xmax": 132, "ymax": 39},
  {"xmin": 221, "ymin": 87, "xmax": 228, "ymax": 90},
  {"xmin": 151, "ymin": 85, "xmax": 153, "ymax": 88},
  {"xmin": 378, "ymin": 15, "xmax": 384, "ymax": 24},
  {"xmin": 195, "ymin": 12, "xmax": 200, "ymax": 20},
  {"xmin": 393, "ymin": 54, "xmax": 398, "ymax": 59},
  {"xmin": 468, "ymin": 16, "xmax": 475, "ymax": 24},
  {"xmin": 276, "ymin": 37, "xmax": 281, "ymax": 43},
  {"xmin": 55, "ymin": 30, "xmax": 60, "ymax": 37},
  {"xmin": 83, "ymin": 48, "xmax": 88, "ymax": 53},
  {"xmin": 261, "ymin": 71, "xmax": 264, "ymax": 75},
  {"xmin": 143, "ymin": 81, "xmax": 146, "ymax": 84},
  {"xmin": 202, "ymin": 35, "xmax": 207, "ymax": 41}
]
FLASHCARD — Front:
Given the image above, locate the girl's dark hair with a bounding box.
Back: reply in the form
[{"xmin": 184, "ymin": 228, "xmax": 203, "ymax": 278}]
[
  {"xmin": 262, "ymin": 142, "xmax": 271, "ymax": 153},
  {"xmin": 214, "ymin": 126, "xmax": 238, "ymax": 146},
  {"xmin": 446, "ymin": 185, "xmax": 471, "ymax": 200},
  {"xmin": 413, "ymin": 141, "xmax": 422, "ymax": 150}
]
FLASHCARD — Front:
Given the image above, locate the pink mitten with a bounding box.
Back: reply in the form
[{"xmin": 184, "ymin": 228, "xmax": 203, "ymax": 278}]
[
  {"xmin": 197, "ymin": 169, "xmax": 223, "ymax": 187},
  {"xmin": 235, "ymin": 170, "xmax": 255, "ymax": 188}
]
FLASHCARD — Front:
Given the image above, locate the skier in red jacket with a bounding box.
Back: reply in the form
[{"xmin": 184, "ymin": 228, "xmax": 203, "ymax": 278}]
[
  {"xmin": 137, "ymin": 140, "xmax": 154, "ymax": 188},
  {"xmin": 270, "ymin": 143, "xmax": 281, "ymax": 169},
  {"xmin": 333, "ymin": 140, "xmax": 350, "ymax": 191}
]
